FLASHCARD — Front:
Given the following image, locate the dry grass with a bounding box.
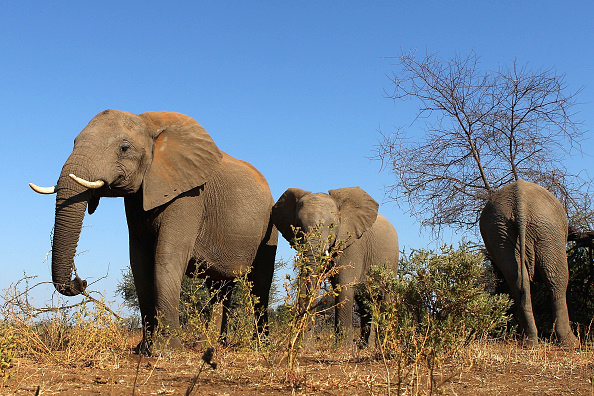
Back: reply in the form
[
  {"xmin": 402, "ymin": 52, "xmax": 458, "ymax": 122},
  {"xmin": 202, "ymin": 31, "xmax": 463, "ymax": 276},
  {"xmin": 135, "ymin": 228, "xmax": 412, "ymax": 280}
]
[
  {"xmin": 2, "ymin": 333, "xmax": 593, "ymax": 395},
  {"xmin": 1, "ymin": 274, "xmax": 593, "ymax": 395},
  {"xmin": 1, "ymin": 278, "xmax": 130, "ymax": 368}
]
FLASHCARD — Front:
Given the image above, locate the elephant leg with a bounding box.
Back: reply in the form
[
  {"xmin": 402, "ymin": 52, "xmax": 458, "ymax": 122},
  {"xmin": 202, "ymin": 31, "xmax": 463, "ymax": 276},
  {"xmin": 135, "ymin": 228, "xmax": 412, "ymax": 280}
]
[
  {"xmin": 517, "ymin": 266, "xmax": 539, "ymax": 346},
  {"xmin": 248, "ymin": 236, "xmax": 277, "ymax": 336},
  {"xmin": 551, "ymin": 293, "xmax": 578, "ymax": 347},
  {"xmin": 205, "ymin": 279, "xmax": 233, "ymax": 343},
  {"xmin": 355, "ymin": 288, "xmax": 372, "ymax": 347},
  {"xmin": 494, "ymin": 244, "xmax": 538, "ymax": 345},
  {"xmin": 130, "ymin": 253, "xmax": 156, "ymax": 354},
  {"xmin": 152, "ymin": 225, "xmax": 201, "ymax": 349},
  {"xmin": 538, "ymin": 254, "xmax": 578, "ymax": 346},
  {"xmin": 332, "ymin": 277, "xmax": 355, "ymax": 345},
  {"xmin": 145, "ymin": 195, "xmax": 209, "ymax": 351},
  {"xmin": 153, "ymin": 256, "xmax": 186, "ymax": 349},
  {"xmin": 152, "ymin": 236, "xmax": 198, "ymax": 351},
  {"xmin": 130, "ymin": 249, "xmax": 156, "ymax": 355},
  {"xmin": 126, "ymin": 201, "xmax": 157, "ymax": 355}
]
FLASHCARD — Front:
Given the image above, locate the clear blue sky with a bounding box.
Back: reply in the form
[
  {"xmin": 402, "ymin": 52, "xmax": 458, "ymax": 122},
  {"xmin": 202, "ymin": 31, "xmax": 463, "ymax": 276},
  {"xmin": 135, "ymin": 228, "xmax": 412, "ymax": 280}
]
[{"xmin": 2, "ymin": 1, "xmax": 592, "ymax": 309}]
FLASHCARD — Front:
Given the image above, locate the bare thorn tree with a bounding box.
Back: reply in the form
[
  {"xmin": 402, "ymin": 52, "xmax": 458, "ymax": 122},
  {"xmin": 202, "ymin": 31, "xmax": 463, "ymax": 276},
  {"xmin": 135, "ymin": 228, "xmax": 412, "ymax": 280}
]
[{"xmin": 377, "ymin": 50, "xmax": 586, "ymax": 235}]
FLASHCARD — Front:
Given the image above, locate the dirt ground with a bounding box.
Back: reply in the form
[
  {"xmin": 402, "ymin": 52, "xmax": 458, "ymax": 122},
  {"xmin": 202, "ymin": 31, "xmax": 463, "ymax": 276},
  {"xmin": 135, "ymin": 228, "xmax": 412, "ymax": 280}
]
[{"xmin": 3, "ymin": 341, "xmax": 593, "ymax": 395}]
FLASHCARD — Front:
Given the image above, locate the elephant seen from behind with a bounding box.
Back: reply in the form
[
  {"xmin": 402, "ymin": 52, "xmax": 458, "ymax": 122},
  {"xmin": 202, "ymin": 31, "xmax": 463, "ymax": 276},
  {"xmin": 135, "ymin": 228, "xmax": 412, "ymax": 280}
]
[
  {"xmin": 479, "ymin": 179, "xmax": 578, "ymax": 347},
  {"xmin": 272, "ymin": 187, "xmax": 399, "ymax": 345},
  {"xmin": 30, "ymin": 109, "xmax": 278, "ymax": 354}
]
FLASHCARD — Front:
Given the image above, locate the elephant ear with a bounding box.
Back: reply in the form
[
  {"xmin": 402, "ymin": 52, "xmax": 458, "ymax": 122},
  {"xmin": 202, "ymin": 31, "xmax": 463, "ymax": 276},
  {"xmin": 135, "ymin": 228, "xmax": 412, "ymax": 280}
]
[
  {"xmin": 140, "ymin": 111, "xmax": 223, "ymax": 211},
  {"xmin": 272, "ymin": 188, "xmax": 311, "ymax": 244},
  {"xmin": 329, "ymin": 187, "xmax": 378, "ymax": 247}
]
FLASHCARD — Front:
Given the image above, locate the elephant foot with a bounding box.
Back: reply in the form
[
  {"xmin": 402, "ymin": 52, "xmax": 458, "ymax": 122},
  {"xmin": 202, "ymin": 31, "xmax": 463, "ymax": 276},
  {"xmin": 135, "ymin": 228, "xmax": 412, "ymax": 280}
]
[
  {"xmin": 522, "ymin": 335, "xmax": 539, "ymax": 348},
  {"xmin": 133, "ymin": 338, "xmax": 152, "ymax": 356},
  {"xmin": 133, "ymin": 335, "xmax": 183, "ymax": 356},
  {"xmin": 217, "ymin": 334, "xmax": 229, "ymax": 347},
  {"xmin": 560, "ymin": 334, "xmax": 579, "ymax": 349},
  {"xmin": 333, "ymin": 332, "xmax": 356, "ymax": 348},
  {"xmin": 154, "ymin": 335, "xmax": 183, "ymax": 351}
]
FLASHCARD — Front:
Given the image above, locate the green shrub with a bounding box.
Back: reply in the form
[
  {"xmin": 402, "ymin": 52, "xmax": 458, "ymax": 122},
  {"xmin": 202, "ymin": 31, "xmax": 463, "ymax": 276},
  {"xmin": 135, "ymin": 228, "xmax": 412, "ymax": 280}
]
[
  {"xmin": 0, "ymin": 324, "xmax": 16, "ymax": 381},
  {"xmin": 566, "ymin": 242, "xmax": 594, "ymax": 338},
  {"xmin": 220, "ymin": 273, "xmax": 262, "ymax": 349},
  {"xmin": 177, "ymin": 275, "xmax": 221, "ymax": 347},
  {"xmin": 361, "ymin": 242, "xmax": 512, "ymax": 394}
]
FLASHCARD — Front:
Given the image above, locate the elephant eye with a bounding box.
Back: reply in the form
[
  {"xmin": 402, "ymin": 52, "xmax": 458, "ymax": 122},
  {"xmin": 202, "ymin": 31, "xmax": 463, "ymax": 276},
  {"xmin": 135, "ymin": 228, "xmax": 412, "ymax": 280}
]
[{"xmin": 120, "ymin": 142, "xmax": 131, "ymax": 153}]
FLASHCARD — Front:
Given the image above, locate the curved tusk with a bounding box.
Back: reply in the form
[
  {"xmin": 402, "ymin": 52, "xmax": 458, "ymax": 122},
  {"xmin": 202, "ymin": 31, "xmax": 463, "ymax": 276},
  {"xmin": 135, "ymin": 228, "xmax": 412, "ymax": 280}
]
[
  {"xmin": 29, "ymin": 183, "xmax": 56, "ymax": 194},
  {"xmin": 69, "ymin": 174, "xmax": 105, "ymax": 189}
]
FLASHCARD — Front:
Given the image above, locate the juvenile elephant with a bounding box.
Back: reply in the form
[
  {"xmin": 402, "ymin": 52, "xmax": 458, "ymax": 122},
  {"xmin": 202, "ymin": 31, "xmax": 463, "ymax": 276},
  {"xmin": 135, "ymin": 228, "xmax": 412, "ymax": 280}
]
[
  {"xmin": 272, "ymin": 187, "xmax": 399, "ymax": 345},
  {"xmin": 30, "ymin": 110, "xmax": 278, "ymax": 354},
  {"xmin": 479, "ymin": 179, "xmax": 578, "ymax": 346}
]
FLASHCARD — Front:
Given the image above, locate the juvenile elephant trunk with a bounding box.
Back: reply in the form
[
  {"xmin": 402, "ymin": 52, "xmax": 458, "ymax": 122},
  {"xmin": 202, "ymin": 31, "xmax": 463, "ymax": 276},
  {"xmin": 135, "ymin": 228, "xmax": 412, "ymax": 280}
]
[{"xmin": 51, "ymin": 162, "xmax": 92, "ymax": 296}]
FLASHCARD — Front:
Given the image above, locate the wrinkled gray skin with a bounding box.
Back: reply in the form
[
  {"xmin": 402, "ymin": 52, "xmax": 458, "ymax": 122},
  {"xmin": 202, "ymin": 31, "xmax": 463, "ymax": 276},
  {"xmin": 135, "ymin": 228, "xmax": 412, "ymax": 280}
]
[
  {"xmin": 479, "ymin": 179, "xmax": 578, "ymax": 347},
  {"xmin": 37, "ymin": 110, "xmax": 277, "ymax": 355},
  {"xmin": 272, "ymin": 187, "xmax": 399, "ymax": 345}
]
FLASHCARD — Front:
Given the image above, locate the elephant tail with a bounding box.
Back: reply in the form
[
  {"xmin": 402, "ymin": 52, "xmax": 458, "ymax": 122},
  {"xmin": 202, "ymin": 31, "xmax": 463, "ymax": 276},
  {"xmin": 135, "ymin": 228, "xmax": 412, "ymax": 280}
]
[{"xmin": 515, "ymin": 181, "xmax": 533, "ymax": 282}]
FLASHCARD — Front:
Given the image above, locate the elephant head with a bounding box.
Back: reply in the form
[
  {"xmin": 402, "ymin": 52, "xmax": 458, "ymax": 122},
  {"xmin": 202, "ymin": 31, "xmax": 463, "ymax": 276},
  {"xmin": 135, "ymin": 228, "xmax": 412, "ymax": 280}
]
[
  {"xmin": 30, "ymin": 110, "xmax": 223, "ymax": 296},
  {"xmin": 272, "ymin": 187, "xmax": 379, "ymax": 255}
]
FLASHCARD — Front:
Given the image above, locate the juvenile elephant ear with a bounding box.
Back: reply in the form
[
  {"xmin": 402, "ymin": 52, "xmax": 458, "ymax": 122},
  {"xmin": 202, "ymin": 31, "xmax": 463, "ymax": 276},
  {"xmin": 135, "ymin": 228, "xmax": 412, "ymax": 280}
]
[
  {"xmin": 328, "ymin": 187, "xmax": 378, "ymax": 246},
  {"xmin": 140, "ymin": 111, "xmax": 223, "ymax": 211},
  {"xmin": 272, "ymin": 188, "xmax": 311, "ymax": 244}
]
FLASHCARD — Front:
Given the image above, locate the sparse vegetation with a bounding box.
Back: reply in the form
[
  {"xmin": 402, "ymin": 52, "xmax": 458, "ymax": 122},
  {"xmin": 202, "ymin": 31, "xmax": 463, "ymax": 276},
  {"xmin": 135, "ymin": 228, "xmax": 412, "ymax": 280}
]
[
  {"xmin": 1, "ymin": 247, "xmax": 592, "ymax": 394},
  {"xmin": 0, "ymin": 276, "xmax": 130, "ymax": 369},
  {"xmin": 281, "ymin": 223, "xmax": 345, "ymax": 371},
  {"xmin": 361, "ymin": 243, "xmax": 512, "ymax": 394},
  {"xmin": 0, "ymin": 324, "xmax": 15, "ymax": 382}
]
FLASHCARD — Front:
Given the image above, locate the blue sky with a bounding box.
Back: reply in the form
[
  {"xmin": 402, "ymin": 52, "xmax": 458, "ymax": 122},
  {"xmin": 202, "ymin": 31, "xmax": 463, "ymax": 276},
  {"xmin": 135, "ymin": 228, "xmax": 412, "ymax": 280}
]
[{"xmin": 2, "ymin": 1, "xmax": 593, "ymax": 310}]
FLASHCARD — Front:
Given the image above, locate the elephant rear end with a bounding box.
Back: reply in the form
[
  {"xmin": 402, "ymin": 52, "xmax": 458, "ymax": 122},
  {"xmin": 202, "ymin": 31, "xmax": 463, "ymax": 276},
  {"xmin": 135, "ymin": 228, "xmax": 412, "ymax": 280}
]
[{"xmin": 479, "ymin": 179, "xmax": 577, "ymax": 347}]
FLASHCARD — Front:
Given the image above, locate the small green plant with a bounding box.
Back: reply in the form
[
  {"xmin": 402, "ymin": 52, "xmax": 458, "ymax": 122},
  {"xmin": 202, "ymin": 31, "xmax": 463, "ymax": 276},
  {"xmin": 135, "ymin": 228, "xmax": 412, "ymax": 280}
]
[
  {"xmin": 176, "ymin": 270, "xmax": 267, "ymax": 350},
  {"xmin": 362, "ymin": 242, "xmax": 512, "ymax": 395},
  {"xmin": 566, "ymin": 238, "xmax": 594, "ymax": 339},
  {"xmin": 225, "ymin": 272, "xmax": 264, "ymax": 350},
  {"xmin": 121, "ymin": 266, "xmax": 273, "ymax": 349},
  {"xmin": 177, "ymin": 274, "xmax": 221, "ymax": 348}
]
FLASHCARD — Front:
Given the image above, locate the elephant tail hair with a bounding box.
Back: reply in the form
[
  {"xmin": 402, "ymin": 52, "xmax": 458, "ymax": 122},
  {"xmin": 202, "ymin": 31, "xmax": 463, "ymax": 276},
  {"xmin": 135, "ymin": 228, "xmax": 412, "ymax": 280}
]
[{"xmin": 514, "ymin": 182, "xmax": 532, "ymax": 283}]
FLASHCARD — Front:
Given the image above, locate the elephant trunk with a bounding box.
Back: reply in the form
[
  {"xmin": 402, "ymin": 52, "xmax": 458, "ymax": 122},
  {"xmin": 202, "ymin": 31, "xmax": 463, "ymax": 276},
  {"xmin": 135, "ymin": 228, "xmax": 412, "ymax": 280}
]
[{"xmin": 51, "ymin": 161, "xmax": 92, "ymax": 296}]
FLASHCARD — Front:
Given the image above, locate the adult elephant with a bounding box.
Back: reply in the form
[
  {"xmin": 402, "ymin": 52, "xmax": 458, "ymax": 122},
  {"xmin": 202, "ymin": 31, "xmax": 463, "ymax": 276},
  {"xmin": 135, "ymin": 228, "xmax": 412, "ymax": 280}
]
[
  {"xmin": 30, "ymin": 109, "xmax": 278, "ymax": 354},
  {"xmin": 272, "ymin": 187, "xmax": 399, "ymax": 345},
  {"xmin": 479, "ymin": 179, "xmax": 578, "ymax": 347}
]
